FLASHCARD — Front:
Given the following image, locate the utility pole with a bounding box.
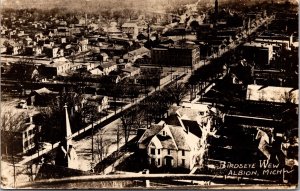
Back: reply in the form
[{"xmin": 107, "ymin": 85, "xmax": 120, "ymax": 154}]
[
  {"xmin": 91, "ymin": 117, "xmax": 94, "ymax": 164},
  {"xmin": 12, "ymin": 136, "xmax": 16, "ymax": 188},
  {"xmin": 117, "ymin": 125, "xmax": 120, "ymax": 154}
]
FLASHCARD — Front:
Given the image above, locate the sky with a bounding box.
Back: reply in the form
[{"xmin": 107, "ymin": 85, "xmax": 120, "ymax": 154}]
[{"xmin": 1, "ymin": 0, "xmax": 298, "ymax": 10}]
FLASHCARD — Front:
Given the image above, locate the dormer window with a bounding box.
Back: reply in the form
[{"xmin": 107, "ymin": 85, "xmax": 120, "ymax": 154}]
[{"xmin": 162, "ymin": 131, "xmax": 166, "ymax": 136}]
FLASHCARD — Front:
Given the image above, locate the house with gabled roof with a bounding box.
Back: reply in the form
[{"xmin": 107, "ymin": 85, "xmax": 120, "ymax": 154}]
[
  {"xmin": 80, "ymin": 94, "xmax": 109, "ymax": 113},
  {"xmin": 123, "ymin": 46, "xmax": 150, "ymax": 63},
  {"xmin": 138, "ymin": 120, "xmax": 201, "ymax": 170},
  {"xmin": 27, "ymin": 87, "xmax": 58, "ymax": 106}
]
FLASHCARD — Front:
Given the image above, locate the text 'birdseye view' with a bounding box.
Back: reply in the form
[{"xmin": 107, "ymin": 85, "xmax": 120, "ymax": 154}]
[{"xmin": 0, "ymin": 0, "xmax": 298, "ymax": 189}]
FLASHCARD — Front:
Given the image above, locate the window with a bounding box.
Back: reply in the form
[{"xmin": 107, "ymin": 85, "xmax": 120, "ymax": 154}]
[
  {"xmin": 151, "ymin": 158, "xmax": 155, "ymax": 165},
  {"xmin": 158, "ymin": 159, "xmax": 160, "ymax": 166},
  {"xmin": 168, "ymin": 149, "xmax": 171, "ymax": 155},
  {"xmin": 182, "ymin": 159, "xmax": 185, "ymax": 166},
  {"xmin": 182, "ymin": 150, "xmax": 185, "ymax": 156},
  {"xmin": 24, "ymin": 141, "xmax": 28, "ymax": 148},
  {"xmin": 162, "ymin": 131, "xmax": 165, "ymax": 136},
  {"xmin": 151, "ymin": 148, "xmax": 155, "ymax": 155},
  {"xmin": 158, "ymin": 149, "xmax": 160, "ymax": 155}
]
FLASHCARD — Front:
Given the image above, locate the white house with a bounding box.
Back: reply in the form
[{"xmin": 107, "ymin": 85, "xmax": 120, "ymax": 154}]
[
  {"xmin": 138, "ymin": 121, "xmax": 201, "ymax": 170},
  {"xmin": 81, "ymin": 94, "xmax": 109, "ymax": 113},
  {"xmin": 99, "ymin": 62, "xmax": 117, "ymax": 75},
  {"xmin": 45, "ymin": 57, "xmax": 72, "ymax": 76}
]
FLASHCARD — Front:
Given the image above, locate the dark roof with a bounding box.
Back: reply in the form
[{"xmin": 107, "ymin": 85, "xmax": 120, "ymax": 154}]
[
  {"xmin": 164, "ymin": 114, "xmax": 181, "ymax": 126},
  {"xmin": 182, "ymin": 120, "xmax": 202, "ymax": 138},
  {"xmin": 138, "ymin": 124, "xmax": 164, "ymax": 145}
]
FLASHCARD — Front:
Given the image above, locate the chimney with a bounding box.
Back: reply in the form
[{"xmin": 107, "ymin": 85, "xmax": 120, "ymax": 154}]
[
  {"xmin": 147, "ymin": 24, "xmax": 150, "ymax": 41},
  {"xmin": 186, "ymin": 126, "xmax": 189, "ymax": 134}
]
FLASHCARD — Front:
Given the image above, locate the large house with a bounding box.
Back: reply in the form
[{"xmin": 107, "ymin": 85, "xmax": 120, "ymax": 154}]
[
  {"xmin": 1, "ymin": 112, "xmax": 40, "ymax": 155},
  {"xmin": 138, "ymin": 120, "xmax": 201, "ymax": 170}
]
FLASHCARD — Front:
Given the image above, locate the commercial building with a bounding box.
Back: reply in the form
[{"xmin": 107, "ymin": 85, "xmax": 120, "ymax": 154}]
[
  {"xmin": 151, "ymin": 44, "xmax": 200, "ymax": 68},
  {"xmin": 241, "ymin": 42, "xmax": 273, "ymax": 66}
]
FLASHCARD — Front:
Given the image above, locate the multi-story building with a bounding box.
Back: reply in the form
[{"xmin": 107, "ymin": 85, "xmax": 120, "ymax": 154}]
[
  {"xmin": 121, "ymin": 22, "xmax": 139, "ymax": 39},
  {"xmin": 1, "ymin": 114, "xmax": 41, "ymax": 155},
  {"xmin": 151, "ymin": 44, "xmax": 200, "ymax": 68},
  {"xmin": 42, "ymin": 57, "xmax": 72, "ymax": 77},
  {"xmin": 241, "ymin": 42, "xmax": 273, "ymax": 66}
]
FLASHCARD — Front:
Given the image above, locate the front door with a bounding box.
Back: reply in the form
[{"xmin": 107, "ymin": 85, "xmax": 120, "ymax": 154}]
[{"xmin": 165, "ymin": 157, "xmax": 173, "ymax": 167}]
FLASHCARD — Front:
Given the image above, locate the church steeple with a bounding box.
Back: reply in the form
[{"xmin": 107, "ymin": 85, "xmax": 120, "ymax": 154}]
[
  {"xmin": 55, "ymin": 104, "xmax": 78, "ymax": 169},
  {"xmin": 64, "ymin": 104, "xmax": 72, "ymax": 147}
]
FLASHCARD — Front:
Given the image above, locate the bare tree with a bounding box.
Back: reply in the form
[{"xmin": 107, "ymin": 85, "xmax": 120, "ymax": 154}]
[
  {"xmin": 1, "ymin": 110, "xmax": 27, "ymax": 187},
  {"xmin": 167, "ymin": 82, "xmax": 189, "ymax": 106},
  {"xmin": 81, "ymin": 101, "xmax": 99, "ymax": 169},
  {"xmin": 196, "ymin": 108, "xmax": 221, "ymax": 169},
  {"xmin": 282, "ymin": 91, "xmax": 295, "ymax": 104},
  {"xmin": 120, "ymin": 110, "xmax": 134, "ymax": 145}
]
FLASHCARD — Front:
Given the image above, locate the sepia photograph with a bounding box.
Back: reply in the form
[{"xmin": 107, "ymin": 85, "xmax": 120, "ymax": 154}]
[{"xmin": 0, "ymin": 0, "xmax": 298, "ymax": 189}]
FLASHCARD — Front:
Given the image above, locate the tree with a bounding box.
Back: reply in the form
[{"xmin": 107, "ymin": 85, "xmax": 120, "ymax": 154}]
[
  {"xmin": 81, "ymin": 102, "xmax": 99, "ymax": 169},
  {"xmin": 120, "ymin": 105, "xmax": 146, "ymax": 144},
  {"xmin": 123, "ymin": 8, "xmax": 135, "ymax": 20},
  {"xmin": 8, "ymin": 58, "xmax": 36, "ymax": 95},
  {"xmin": 282, "ymin": 91, "xmax": 296, "ymax": 104},
  {"xmin": 1, "ymin": 111, "xmax": 27, "ymax": 155},
  {"xmin": 196, "ymin": 108, "xmax": 221, "ymax": 169},
  {"xmin": 1, "ymin": 110, "xmax": 27, "ymax": 187},
  {"xmin": 120, "ymin": 109, "xmax": 135, "ymax": 145},
  {"xmin": 167, "ymin": 82, "xmax": 189, "ymax": 106}
]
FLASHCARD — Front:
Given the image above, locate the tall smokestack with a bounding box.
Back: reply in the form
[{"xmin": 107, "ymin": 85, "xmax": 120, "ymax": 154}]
[{"xmin": 215, "ymin": 0, "xmax": 219, "ymax": 22}]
